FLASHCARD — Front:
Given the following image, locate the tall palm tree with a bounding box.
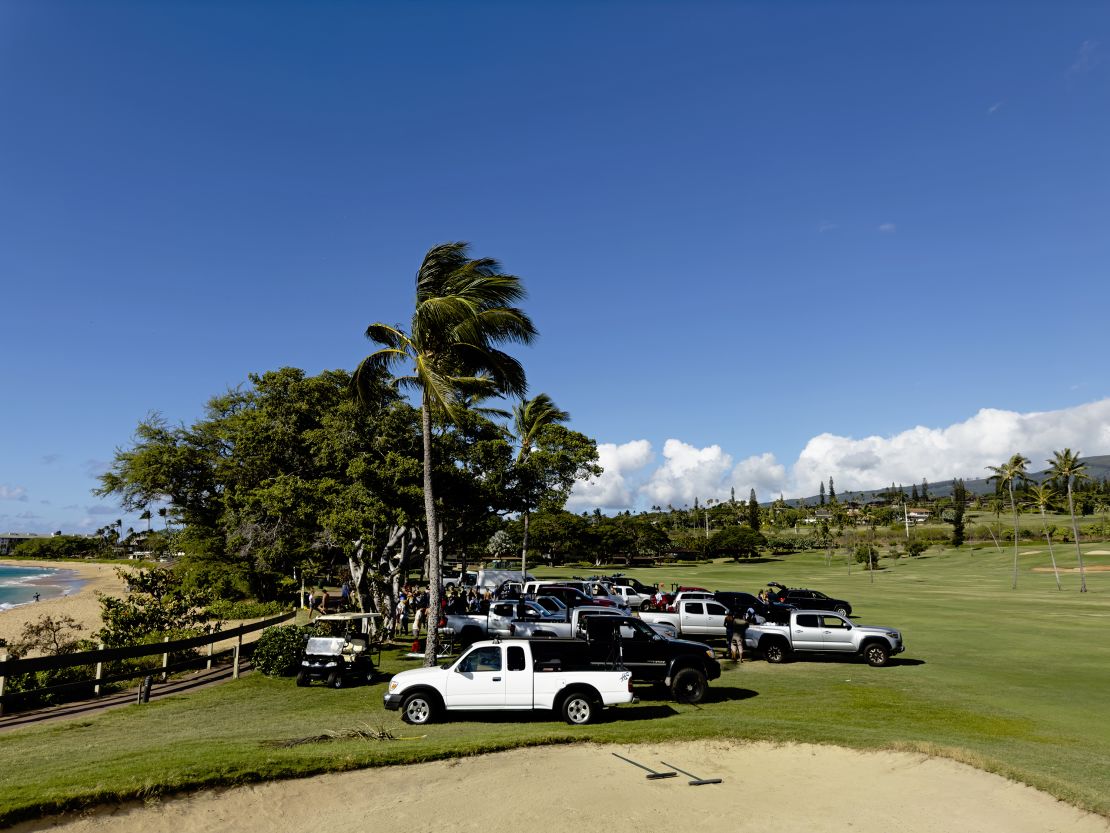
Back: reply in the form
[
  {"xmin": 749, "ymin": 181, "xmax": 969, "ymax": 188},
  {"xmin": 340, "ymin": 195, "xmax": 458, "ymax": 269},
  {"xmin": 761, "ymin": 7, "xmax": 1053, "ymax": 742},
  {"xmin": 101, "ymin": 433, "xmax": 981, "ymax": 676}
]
[
  {"xmin": 1026, "ymin": 483, "xmax": 1062, "ymax": 590},
  {"xmin": 1046, "ymin": 449, "xmax": 1089, "ymax": 592},
  {"xmin": 512, "ymin": 393, "xmax": 570, "ymax": 576},
  {"xmin": 353, "ymin": 242, "xmax": 536, "ymax": 665},
  {"xmin": 986, "ymin": 453, "xmax": 1031, "ymax": 589}
]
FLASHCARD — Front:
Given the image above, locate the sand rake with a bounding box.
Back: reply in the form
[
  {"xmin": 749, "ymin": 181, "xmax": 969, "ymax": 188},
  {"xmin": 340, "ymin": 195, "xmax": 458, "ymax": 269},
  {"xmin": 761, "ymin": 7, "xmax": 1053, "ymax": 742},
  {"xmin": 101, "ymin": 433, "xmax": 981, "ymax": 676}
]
[
  {"xmin": 659, "ymin": 760, "xmax": 722, "ymax": 786},
  {"xmin": 611, "ymin": 752, "xmax": 677, "ymax": 779}
]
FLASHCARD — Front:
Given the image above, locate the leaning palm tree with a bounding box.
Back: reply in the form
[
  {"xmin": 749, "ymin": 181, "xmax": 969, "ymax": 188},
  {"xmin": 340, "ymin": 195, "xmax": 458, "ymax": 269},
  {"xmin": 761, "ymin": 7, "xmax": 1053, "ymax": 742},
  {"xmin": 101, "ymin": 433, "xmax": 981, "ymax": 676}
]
[
  {"xmin": 353, "ymin": 242, "xmax": 536, "ymax": 665},
  {"xmin": 1046, "ymin": 449, "xmax": 1089, "ymax": 592},
  {"xmin": 1026, "ymin": 483, "xmax": 1062, "ymax": 590},
  {"xmin": 512, "ymin": 393, "xmax": 570, "ymax": 576},
  {"xmin": 986, "ymin": 453, "xmax": 1031, "ymax": 589}
]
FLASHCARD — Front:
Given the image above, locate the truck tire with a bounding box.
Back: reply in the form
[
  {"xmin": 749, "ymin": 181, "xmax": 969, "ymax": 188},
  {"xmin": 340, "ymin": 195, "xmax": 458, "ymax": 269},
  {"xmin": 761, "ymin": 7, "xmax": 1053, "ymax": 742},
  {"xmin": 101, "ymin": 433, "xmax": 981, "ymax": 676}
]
[
  {"xmin": 295, "ymin": 670, "xmax": 309, "ymax": 687},
  {"xmin": 327, "ymin": 671, "xmax": 343, "ymax": 689},
  {"xmin": 401, "ymin": 691, "xmax": 440, "ymax": 725},
  {"xmin": 561, "ymin": 691, "xmax": 596, "ymax": 725},
  {"xmin": 763, "ymin": 639, "xmax": 789, "ymax": 664},
  {"xmin": 863, "ymin": 642, "xmax": 890, "ymax": 667},
  {"xmin": 671, "ymin": 668, "xmax": 707, "ymax": 704}
]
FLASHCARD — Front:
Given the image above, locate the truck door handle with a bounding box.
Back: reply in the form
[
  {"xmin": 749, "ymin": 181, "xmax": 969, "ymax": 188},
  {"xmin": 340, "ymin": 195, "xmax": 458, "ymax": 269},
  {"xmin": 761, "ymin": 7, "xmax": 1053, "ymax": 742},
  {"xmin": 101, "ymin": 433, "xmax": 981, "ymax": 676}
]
[{"xmin": 492, "ymin": 677, "xmax": 502, "ymax": 681}]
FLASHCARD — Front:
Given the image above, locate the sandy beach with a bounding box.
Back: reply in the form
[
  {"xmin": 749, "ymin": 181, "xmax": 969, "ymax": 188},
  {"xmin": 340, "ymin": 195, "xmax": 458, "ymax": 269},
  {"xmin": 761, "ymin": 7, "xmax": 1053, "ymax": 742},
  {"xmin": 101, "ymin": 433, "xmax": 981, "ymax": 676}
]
[
  {"xmin": 11, "ymin": 740, "xmax": 1109, "ymax": 833},
  {"xmin": 0, "ymin": 560, "xmax": 130, "ymax": 648}
]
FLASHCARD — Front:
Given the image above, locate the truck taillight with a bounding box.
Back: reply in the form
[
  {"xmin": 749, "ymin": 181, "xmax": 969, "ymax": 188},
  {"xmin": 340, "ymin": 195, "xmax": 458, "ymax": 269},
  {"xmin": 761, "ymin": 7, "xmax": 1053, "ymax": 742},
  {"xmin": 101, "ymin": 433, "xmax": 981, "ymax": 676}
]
[{"xmin": 628, "ymin": 679, "xmax": 634, "ymax": 692}]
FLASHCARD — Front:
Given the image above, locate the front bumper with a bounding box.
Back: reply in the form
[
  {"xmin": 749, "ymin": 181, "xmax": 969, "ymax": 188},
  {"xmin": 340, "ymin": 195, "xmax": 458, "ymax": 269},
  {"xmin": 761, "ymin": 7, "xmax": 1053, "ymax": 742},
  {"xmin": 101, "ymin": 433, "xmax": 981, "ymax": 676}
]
[{"xmin": 383, "ymin": 692, "xmax": 404, "ymax": 711}]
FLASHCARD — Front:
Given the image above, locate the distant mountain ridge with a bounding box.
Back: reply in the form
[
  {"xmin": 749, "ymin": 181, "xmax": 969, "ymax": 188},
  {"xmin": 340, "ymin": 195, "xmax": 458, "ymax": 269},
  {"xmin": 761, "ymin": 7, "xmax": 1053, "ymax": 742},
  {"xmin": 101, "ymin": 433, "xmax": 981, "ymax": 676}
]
[{"xmin": 788, "ymin": 454, "xmax": 1110, "ymax": 506}]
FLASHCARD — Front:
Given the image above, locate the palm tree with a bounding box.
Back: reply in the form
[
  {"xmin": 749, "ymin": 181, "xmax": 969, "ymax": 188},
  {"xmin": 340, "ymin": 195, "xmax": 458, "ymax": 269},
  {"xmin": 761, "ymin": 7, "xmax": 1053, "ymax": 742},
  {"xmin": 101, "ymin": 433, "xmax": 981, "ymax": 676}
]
[
  {"xmin": 512, "ymin": 393, "xmax": 570, "ymax": 576},
  {"xmin": 1046, "ymin": 449, "xmax": 1089, "ymax": 592},
  {"xmin": 986, "ymin": 453, "xmax": 1030, "ymax": 589},
  {"xmin": 353, "ymin": 242, "xmax": 536, "ymax": 665},
  {"xmin": 139, "ymin": 508, "xmax": 152, "ymax": 532},
  {"xmin": 1026, "ymin": 483, "xmax": 1062, "ymax": 590}
]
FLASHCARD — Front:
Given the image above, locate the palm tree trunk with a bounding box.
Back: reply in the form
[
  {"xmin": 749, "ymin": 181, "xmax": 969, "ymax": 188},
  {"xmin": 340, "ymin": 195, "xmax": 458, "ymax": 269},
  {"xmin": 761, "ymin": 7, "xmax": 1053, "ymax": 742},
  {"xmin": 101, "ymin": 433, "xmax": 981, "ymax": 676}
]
[
  {"xmin": 1067, "ymin": 482, "xmax": 1087, "ymax": 593},
  {"xmin": 1039, "ymin": 507, "xmax": 1062, "ymax": 591},
  {"xmin": 421, "ymin": 402, "xmax": 443, "ymax": 664},
  {"xmin": 1009, "ymin": 482, "xmax": 1019, "ymax": 590},
  {"xmin": 521, "ymin": 510, "xmax": 530, "ymax": 576}
]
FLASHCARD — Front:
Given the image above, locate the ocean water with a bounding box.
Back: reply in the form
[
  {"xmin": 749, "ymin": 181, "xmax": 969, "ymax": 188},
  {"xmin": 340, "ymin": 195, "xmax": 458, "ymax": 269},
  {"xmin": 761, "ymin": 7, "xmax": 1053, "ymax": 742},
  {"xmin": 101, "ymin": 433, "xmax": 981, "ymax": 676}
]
[{"xmin": 0, "ymin": 564, "xmax": 80, "ymax": 611}]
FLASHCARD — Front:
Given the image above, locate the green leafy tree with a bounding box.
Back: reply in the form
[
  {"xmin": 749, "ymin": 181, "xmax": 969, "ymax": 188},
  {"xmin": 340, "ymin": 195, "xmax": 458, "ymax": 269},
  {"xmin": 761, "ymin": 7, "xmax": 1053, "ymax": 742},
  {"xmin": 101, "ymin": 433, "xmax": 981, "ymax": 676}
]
[
  {"xmin": 1046, "ymin": 449, "xmax": 1089, "ymax": 592},
  {"xmin": 96, "ymin": 567, "xmax": 214, "ymax": 648},
  {"xmin": 709, "ymin": 525, "xmax": 767, "ymax": 561},
  {"xmin": 352, "ymin": 242, "xmax": 537, "ymax": 664},
  {"xmin": 747, "ymin": 489, "xmax": 760, "ymax": 531},
  {"xmin": 819, "ymin": 481, "xmax": 825, "ymax": 506},
  {"xmin": 987, "ymin": 453, "xmax": 1031, "ymax": 589},
  {"xmin": 828, "ymin": 476, "xmax": 837, "ymax": 503},
  {"xmin": 948, "ymin": 478, "xmax": 967, "ymax": 547}
]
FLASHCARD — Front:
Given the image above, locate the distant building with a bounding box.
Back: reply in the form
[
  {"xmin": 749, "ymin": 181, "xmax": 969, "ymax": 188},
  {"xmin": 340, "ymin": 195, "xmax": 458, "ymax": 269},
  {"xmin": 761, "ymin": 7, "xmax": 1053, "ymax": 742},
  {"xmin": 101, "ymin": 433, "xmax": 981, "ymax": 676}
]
[{"xmin": 0, "ymin": 532, "xmax": 49, "ymax": 555}]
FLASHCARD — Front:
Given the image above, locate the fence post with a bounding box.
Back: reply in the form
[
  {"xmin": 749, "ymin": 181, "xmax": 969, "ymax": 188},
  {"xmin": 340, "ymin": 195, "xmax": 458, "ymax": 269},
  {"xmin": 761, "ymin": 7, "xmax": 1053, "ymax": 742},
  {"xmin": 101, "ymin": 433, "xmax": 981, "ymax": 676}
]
[
  {"xmin": 161, "ymin": 635, "xmax": 170, "ymax": 682},
  {"xmin": 0, "ymin": 648, "xmax": 7, "ymax": 717},
  {"xmin": 94, "ymin": 642, "xmax": 105, "ymax": 697},
  {"xmin": 207, "ymin": 638, "xmax": 213, "ymax": 671},
  {"xmin": 232, "ymin": 632, "xmax": 241, "ymax": 680}
]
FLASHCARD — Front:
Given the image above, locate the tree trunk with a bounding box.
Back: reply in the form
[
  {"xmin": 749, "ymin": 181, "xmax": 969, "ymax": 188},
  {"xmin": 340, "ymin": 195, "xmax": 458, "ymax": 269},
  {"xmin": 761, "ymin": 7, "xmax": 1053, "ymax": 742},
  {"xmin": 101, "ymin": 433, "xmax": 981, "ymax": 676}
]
[
  {"xmin": 421, "ymin": 402, "xmax": 443, "ymax": 664},
  {"xmin": 1067, "ymin": 482, "xmax": 1087, "ymax": 593},
  {"xmin": 520, "ymin": 510, "xmax": 530, "ymax": 576},
  {"xmin": 1009, "ymin": 482, "xmax": 1019, "ymax": 590},
  {"xmin": 1040, "ymin": 507, "xmax": 1062, "ymax": 591}
]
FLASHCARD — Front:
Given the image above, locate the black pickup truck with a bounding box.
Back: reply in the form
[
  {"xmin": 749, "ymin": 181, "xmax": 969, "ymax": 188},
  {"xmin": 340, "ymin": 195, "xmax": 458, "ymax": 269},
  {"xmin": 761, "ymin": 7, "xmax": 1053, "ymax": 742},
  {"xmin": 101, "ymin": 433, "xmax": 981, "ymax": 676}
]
[{"xmin": 529, "ymin": 615, "xmax": 721, "ymax": 703}]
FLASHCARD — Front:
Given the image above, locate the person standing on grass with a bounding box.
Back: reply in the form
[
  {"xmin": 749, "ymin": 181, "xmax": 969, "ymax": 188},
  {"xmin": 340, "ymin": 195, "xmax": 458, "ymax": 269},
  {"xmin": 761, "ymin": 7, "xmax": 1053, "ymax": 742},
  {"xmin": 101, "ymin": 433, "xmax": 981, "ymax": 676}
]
[
  {"xmin": 340, "ymin": 581, "xmax": 351, "ymax": 611},
  {"xmin": 319, "ymin": 588, "xmax": 330, "ymax": 615},
  {"xmin": 307, "ymin": 588, "xmax": 316, "ymax": 616}
]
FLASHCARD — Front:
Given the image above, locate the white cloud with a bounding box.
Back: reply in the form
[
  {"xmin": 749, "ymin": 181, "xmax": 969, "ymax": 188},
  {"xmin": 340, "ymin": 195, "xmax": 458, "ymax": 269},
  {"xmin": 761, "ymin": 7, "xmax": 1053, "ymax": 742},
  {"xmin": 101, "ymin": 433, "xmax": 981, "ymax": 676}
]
[
  {"xmin": 878, "ymin": 223, "xmax": 897, "ymax": 233},
  {"xmin": 640, "ymin": 439, "xmax": 734, "ymax": 507},
  {"xmin": 987, "ymin": 101, "xmax": 1004, "ymax": 115},
  {"xmin": 1070, "ymin": 40, "xmax": 1100, "ymax": 75},
  {"xmin": 567, "ymin": 440, "xmax": 653, "ymax": 511},
  {"xmin": 571, "ymin": 398, "xmax": 1110, "ymax": 512},
  {"xmin": 0, "ymin": 485, "xmax": 28, "ymax": 502}
]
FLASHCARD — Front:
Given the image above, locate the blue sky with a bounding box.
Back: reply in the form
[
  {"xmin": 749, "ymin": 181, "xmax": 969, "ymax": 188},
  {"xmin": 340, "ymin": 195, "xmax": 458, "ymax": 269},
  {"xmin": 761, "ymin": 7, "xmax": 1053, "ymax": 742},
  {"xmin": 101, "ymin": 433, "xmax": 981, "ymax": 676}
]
[{"xmin": 1, "ymin": 1, "xmax": 1108, "ymax": 533}]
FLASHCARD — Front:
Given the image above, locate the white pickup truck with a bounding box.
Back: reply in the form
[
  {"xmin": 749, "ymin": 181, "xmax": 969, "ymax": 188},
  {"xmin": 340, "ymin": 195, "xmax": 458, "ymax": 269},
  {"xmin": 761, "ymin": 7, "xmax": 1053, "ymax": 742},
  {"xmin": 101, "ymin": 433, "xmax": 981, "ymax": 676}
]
[
  {"xmin": 384, "ymin": 638, "xmax": 636, "ymax": 725},
  {"xmin": 745, "ymin": 610, "xmax": 905, "ymax": 666},
  {"xmin": 638, "ymin": 598, "xmax": 731, "ymax": 638}
]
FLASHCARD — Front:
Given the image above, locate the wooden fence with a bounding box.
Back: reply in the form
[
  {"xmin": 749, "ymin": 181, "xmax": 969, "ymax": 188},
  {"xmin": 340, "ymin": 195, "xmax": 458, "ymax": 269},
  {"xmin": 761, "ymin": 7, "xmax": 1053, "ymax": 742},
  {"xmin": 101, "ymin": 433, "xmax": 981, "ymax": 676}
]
[{"xmin": 0, "ymin": 611, "xmax": 296, "ymax": 715}]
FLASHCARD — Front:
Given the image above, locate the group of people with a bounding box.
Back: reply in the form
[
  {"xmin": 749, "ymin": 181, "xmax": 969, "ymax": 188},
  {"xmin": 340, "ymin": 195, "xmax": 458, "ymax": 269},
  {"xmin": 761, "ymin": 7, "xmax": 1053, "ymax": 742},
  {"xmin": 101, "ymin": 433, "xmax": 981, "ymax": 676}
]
[{"xmin": 306, "ymin": 581, "xmax": 352, "ymax": 619}]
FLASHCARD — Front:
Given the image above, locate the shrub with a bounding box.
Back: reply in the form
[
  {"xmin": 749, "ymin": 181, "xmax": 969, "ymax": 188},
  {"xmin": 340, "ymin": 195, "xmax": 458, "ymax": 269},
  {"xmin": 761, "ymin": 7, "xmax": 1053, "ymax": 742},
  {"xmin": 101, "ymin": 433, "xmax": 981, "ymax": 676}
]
[
  {"xmin": 205, "ymin": 599, "xmax": 287, "ymax": 620},
  {"xmin": 252, "ymin": 625, "xmax": 310, "ymax": 677}
]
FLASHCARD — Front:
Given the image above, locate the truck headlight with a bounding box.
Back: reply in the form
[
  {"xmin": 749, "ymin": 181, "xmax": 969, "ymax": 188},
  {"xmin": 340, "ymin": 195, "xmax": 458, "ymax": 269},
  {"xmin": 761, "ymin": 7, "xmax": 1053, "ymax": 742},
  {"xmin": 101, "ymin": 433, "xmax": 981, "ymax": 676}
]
[
  {"xmin": 705, "ymin": 649, "xmax": 715, "ymax": 660},
  {"xmin": 389, "ymin": 680, "xmax": 398, "ymax": 692},
  {"xmin": 325, "ymin": 661, "xmax": 338, "ymax": 668}
]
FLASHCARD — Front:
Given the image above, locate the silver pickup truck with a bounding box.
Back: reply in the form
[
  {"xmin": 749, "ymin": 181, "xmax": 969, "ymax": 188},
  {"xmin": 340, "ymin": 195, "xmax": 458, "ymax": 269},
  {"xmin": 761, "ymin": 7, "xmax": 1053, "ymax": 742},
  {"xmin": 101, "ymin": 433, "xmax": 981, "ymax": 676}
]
[{"xmin": 745, "ymin": 610, "xmax": 905, "ymax": 666}]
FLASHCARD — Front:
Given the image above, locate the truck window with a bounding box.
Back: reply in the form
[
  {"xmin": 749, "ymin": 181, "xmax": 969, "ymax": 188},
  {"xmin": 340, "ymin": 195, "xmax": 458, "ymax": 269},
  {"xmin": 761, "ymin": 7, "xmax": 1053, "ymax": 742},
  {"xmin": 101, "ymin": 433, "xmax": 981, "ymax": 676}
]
[
  {"xmin": 820, "ymin": 615, "xmax": 849, "ymax": 629},
  {"xmin": 796, "ymin": 614, "xmax": 820, "ymax": 628},
  {"xmin": 507, "ymin": 645, "xmax": 526, "ymax": 671},
  {"xmin": 458, "ymin": 646, "xmax": 502, "ymax": 673},
  {"xmin": 684, "ymin": 603, "xmax": 704, "ymax": 614},
  {"xmin": 706, "ymin": 603, "xmax": 727, "ymax": 616}
]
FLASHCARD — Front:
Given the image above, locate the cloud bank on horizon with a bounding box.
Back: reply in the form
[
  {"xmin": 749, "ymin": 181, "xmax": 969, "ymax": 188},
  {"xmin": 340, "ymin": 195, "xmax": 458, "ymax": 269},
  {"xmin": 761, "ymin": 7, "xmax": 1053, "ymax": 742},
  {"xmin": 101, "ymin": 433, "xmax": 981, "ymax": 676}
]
[{"xmin": 569, "ymin": 398, "xmax": 1110, "ymax": 512}]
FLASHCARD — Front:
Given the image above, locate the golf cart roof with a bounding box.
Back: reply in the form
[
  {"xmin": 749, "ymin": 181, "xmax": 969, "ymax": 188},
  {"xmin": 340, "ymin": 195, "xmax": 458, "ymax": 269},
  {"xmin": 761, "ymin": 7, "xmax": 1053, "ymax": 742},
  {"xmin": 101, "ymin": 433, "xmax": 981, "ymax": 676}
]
[{"xmin": 315, "ymin": 612, "xmax": 382, "ymax": 623}]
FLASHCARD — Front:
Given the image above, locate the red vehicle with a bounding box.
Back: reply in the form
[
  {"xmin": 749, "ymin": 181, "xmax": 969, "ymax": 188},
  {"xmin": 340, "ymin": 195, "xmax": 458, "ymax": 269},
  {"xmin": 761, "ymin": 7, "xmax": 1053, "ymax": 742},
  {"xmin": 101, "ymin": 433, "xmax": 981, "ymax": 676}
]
[{"xmin": 639, "ymin": 585, "xmax": 710, "ymax": 612}]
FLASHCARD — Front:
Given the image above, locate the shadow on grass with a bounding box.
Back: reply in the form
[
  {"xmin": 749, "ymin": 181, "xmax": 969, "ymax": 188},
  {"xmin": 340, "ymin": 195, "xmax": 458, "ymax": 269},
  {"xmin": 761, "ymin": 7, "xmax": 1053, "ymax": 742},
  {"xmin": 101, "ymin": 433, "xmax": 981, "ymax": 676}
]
[
  {"xmin": 753, "ymin": 655, "xmax": 926, "ymax": 668},
  {"xmin": 633, "ymin": 684, "xmax": 759, "ymax": 705},
  {"xmin": 441, "ymin": 704, "xmax": 679, "ymax": 725}
]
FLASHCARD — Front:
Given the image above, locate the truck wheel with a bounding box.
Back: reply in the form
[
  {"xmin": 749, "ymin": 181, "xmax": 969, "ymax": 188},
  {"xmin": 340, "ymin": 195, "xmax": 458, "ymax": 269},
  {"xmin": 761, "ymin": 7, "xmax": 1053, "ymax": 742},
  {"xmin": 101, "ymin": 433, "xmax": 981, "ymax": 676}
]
[
  {"xmin": 401, "ymin": 692, "xmax": 439, "ymax": 725},
  {"xmin": 864, "ymin": 642, "xmax": 890, "ymax": 667},
  {"xmin": 671, "ymin": 668, "xmax": 707, "ymax": 704},
  {"xmin": 561, "ymin": 692, "xmax": 596, "ymax": 725},
  {"xmin": 835, "ymin": 606, "xmax": 849, "ymax": 616},
  {"xmin": 763, "ymin": 640, "xmax": 789, "ymax": 664},
  {"xmin": 326, "ymin": 671, "xmax": 343, "ymax": 689},
  {"xmin": 295, "ymin": 670, "xmax": 309, "ymax": 687},
  {"xmin": 640, "ymin": 601, "xmax": 654, "ymax": 612}
]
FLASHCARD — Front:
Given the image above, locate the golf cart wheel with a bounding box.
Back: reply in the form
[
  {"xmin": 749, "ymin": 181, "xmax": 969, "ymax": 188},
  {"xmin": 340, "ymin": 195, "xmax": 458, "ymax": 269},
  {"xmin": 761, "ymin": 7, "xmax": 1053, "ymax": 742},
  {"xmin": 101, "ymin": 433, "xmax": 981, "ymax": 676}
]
[
  {"xmin": 326, "ymin": 671, "xmax": 343, "ymax": 689},
  {"xmin": 561, "ymin": 692, "xmax": 596, "ymax": 725},
  {"xmin": 864, "ymin": 642, "xmax": 890, "ymax": 667},
  {"xmin": 671, "ymin": 668, "xmax": 707, "ymax": 704},
  {"xmin": 401, "ymin": 692, "xmax": 438, "ymax": 725},
  {"xmin": 295, "ymin": 670, "xmax": 309, "ymax": 687}
]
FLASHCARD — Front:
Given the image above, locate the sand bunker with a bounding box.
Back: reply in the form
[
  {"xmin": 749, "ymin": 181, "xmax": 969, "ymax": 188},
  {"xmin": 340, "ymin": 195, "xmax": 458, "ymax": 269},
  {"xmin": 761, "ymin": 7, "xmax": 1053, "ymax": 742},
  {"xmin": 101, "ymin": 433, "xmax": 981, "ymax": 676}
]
[
  {"xmin": 1032, "ymin": 565, "xmax": 1110, "ymax": 572},
  {"xmin": 12, "ymin": 742, "xmax": 1108, "ymax": 833}
]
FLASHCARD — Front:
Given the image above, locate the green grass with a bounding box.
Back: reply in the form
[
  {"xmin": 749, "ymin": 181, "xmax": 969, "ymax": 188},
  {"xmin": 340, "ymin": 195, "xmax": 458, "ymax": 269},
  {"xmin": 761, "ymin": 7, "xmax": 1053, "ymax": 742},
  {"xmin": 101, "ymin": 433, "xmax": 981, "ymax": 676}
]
[{"xmin": 1, "ymin": 546, "xmax": 1107, "ymax": 824}]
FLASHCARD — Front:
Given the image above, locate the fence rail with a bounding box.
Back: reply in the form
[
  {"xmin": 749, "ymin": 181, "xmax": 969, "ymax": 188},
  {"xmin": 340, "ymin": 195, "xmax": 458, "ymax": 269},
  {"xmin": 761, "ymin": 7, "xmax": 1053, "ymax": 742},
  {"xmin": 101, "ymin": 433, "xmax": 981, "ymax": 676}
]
[{"xmin": 0, "ymin": 611, "xmax": 296, "ymax": 714}]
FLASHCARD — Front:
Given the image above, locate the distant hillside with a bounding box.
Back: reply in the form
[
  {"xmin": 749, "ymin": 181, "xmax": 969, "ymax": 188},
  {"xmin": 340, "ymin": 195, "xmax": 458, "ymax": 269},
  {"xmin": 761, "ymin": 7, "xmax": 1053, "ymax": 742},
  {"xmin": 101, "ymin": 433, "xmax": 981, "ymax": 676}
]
[{"xmin": 787, "ymin": 454, "xmax": 1110, "ymax": 506}]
